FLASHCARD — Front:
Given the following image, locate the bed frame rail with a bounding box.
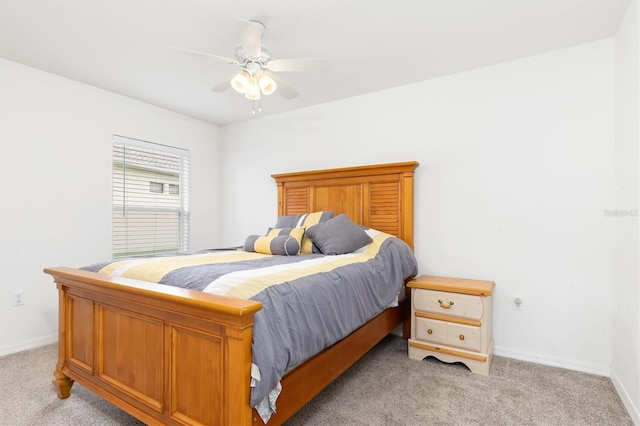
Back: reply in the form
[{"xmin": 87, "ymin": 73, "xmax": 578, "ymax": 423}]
[{"xmin": 262, "ymin": 295, "xmax": 410, "ymax": 424}]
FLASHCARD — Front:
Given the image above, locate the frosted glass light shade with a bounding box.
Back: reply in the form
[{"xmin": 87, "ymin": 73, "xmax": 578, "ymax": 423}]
[
  {"xmin": 257, "ymin": 72, "xmax": 277, "ymax": 96},
  {"xmin": 245, "ymin": 81, "xmax": 261, "ymax": 100},
  {"xmin": 231, "ymin": 71, "xmax": 251, "ymax": 93}
]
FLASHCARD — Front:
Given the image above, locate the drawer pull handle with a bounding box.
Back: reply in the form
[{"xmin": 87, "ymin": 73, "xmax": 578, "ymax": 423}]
[
  {"xmin": 438, "ymin": 299, "xmax": 454, "ymax": 309},
  {"xmin": 427, "ymin": 329, "xmax": 433, "ymax": 335},
  {"xmin": 459, "ymin": 335, "xmax": 465, "ymax": 341}
]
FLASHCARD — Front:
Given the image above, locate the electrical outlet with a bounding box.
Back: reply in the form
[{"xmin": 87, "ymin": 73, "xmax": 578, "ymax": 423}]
[
  {"xmin": 513, "ymin": 296, "xmax": 523, "ymax": 311},
  {"xmin": 13, "ymin": 290, "xmax": 24, "ymax": 306}
]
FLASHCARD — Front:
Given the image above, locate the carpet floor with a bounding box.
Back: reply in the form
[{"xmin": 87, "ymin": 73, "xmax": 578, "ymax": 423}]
[{"xmin": 0, "ymin": 335, "xmax": 633, "ymax": 425}]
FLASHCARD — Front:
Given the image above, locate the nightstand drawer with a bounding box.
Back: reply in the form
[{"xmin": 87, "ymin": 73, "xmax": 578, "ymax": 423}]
[
  {"xmin": 413, "ymin": 289, "xmax": 483, "ymax": 320},
  {"xmin": 446, "ymin": 322, "xmax": 481, "ymax": 352},
  {"xmin": 415, "ymin": 317, "xmax": 446, "ymax": 344},
  {"xmin": 415, "ymin": 317, "xmax": 481, "ymax": 352}
]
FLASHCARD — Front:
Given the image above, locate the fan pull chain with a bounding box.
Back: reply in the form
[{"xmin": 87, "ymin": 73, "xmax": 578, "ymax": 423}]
[{"xmin": 251, "ymin": 98, "xmax": 263, "ymax": 115}]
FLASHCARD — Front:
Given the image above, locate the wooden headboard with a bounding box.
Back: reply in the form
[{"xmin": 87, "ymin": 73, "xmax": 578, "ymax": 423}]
[{"xmin": 272, "ymin": 161, "xmax": 419, "ymax": 249}]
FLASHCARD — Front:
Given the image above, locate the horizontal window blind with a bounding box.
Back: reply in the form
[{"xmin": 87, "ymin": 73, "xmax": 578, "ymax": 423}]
[{"xmin": 112, "ymin": 136, "xmax": 190, "ymax": 258}]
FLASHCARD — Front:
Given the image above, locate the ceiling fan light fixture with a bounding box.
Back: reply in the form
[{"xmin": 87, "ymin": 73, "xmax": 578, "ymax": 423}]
[
  {"xmin": 231, "ymin": 70, "xmax": 251, "ymax": 93},
  {"xmin": 257, "ymin": 72, "xmax": 277, "ymax": 96},
  {"xmin": 173, "ymin": 18, "xmax": 329, "ymax": 111}
]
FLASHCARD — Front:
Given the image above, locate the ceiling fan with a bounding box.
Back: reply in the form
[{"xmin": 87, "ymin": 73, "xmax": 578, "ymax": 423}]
[{"xmin": 172, "ymin": 20, "xmax": 331, "ymax": 110}]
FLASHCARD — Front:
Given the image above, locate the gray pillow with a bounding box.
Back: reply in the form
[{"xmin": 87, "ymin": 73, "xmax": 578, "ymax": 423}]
[{"xmin": 305, "ymin": 214, "xmax": 372, "ymax": 255}]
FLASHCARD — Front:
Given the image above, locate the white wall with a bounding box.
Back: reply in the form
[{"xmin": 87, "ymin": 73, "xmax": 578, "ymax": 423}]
[
  {"xmin": 0, "ymin": 59, "xmax": 222, "ymax": 355},
  {"xmin": 222, "ymin": 40, "xmax": 616, "ymax": 375},
  {"xmin": 613, "ymin": 0, "xmax": 640, "ymax": 423}
]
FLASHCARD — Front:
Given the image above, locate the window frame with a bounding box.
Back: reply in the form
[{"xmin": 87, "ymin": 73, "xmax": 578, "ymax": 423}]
[{"xmin": 112, "ymin": 135, "xmax": 190, "ymax": 258}]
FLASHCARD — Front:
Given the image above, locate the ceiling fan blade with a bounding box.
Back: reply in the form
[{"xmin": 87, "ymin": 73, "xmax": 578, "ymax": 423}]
[
  {"xmin": 266, "ymin": 58, "xmax": 331, "ymax": 73},
  {"xmin": 170, "ymin": 47, "xmax": 238, "ymax": 65},
  {"xmin": 238, "ymin": 20, "xmax": 264, "ymax": 58},
  {"xmin": 269, "ymin": 74, "xmax": 299, "ymax": 99}
]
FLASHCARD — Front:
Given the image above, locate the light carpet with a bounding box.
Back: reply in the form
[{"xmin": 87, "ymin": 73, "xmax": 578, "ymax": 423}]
[{"xmin": 0, "ymin": 335, "xmax": 632, "ymax": 425}]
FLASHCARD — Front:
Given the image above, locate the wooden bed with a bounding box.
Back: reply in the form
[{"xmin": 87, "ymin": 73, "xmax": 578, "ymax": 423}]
[{"xmin": 44, "ymin": 161, "xmax": 418, "ymax": 426}]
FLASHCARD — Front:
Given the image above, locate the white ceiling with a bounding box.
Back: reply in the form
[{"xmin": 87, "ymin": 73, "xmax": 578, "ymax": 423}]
[{"xmin": 0, "ymin": 0, "xmax": 630, "ymax": 126}]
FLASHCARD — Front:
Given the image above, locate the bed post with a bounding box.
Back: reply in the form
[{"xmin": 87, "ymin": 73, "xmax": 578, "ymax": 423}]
[
  {"xmin": 401, "ymin": 168, "xmax": 415, "ymax": 250},
  {"xmin": 276, "ymin": 181, "xmax": 284, "ymax": 216},
  {"xmin": 224, "ymin": 324, "xmax": 255, "ymax": 425},
  {"xmin": 52, "ymin": 283, "xmax": 74, "ymax": 399}
]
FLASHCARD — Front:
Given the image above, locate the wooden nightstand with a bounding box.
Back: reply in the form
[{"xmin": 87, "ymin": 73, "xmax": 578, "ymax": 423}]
[{"xmin": 407, "ymin": 275, "xmax": 495, "ymax": 375}]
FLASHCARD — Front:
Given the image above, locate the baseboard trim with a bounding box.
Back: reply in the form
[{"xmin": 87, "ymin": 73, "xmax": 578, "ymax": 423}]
[
  {"xmin": 0, "ymin": 333, "xmax": 57, "ymax": 357},
  {"xmin": 494, "ymin": 345, "xmax": 610, "ymax": 376},
  {"xmin": 610, "ymin": 367, "xmax": 640, "ymax": 425}
]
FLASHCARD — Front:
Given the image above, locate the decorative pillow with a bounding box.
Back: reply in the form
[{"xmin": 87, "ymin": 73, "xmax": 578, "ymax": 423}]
[
  {"xmin": 244, "ymin": 226, "xmax": 304, "ymax": 255},
  {"xmin": 243, "ymin": 234, "xmax": 301, "ymax": 256},
  {"xmin": 305, "ymin": 214, "xmax": 373, "ymax": 255},
  {"xmin": 275, "ymin": 211, "xmax": 334, "ymax": 253}
]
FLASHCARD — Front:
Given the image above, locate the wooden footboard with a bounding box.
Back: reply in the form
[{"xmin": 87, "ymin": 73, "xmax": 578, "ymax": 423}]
[
  {"xmin": 45, "ymin": 266, "xmax": 262, "ymax": 426},
  {"xmin": 46, "ymin": 266, "xmax": 410, "ymax": 426}
]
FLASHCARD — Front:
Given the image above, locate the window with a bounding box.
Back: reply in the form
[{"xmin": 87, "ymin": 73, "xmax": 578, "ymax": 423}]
[
  {"xmin": 149, "ymin": 182, "xmax": 164, "ymax": 193},
  {"xmin": 112, "ymin": 136, "xmax": 190, "ymax": 257},
  {"xmin": 168, "ymin": 184, "xmax": 179, "ymax": 195}
]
